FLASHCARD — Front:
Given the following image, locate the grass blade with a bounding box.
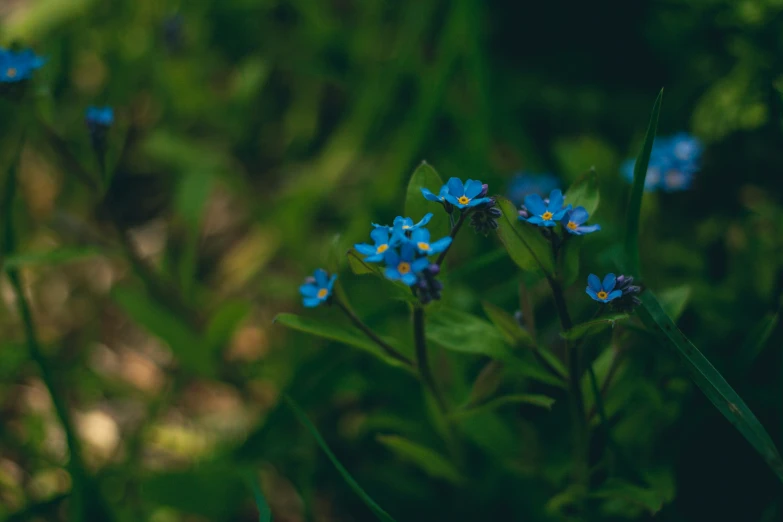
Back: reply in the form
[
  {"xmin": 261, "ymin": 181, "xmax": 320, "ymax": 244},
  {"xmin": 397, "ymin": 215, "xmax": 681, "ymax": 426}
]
[
  {"xmin": 637, "ymin": 291, "xmax": 783, "ymax": 483},
  {"xmin": 624, "ymin": 89, "xmax": 663, "ymax": 274},
  {"xmin": 245, "ymin": 472, "xmax": 272, "ymax": 522},
  {"xmin": 284, "ymin": 396, "xmax": 399, "ymax": 522}
]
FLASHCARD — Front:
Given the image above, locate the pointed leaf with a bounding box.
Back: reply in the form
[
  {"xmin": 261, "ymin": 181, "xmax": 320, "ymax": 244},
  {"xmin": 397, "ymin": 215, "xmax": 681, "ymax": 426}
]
[
  {"xmin": 495, "ymin": 197, "xmax": 555, "ymax": 276},
  {"xmin": 657, "ymin": 285, "xmax": 691, "ymax": 321},
  {"xmin": 637, "ymin": 291, "xmax": 783, "ymax": 483},
  {"xmin": 737, "ymin": 313, "xmax": 779, "ymax": 375},
  {"xmin": 565, "ymin": 168, "xmax": 599, "ymax": 216},
  {"xmin": 245, "ymin": 473, "xmax": 272, "ymax": 522},
  {"xmin": 561, "ymin": 314, "xmax": 629, "ymax": 340},
  {"xmin": 404, "ymin": 161, "xmax": 449, "ymax": 241},
  {"xmin": 624, "ymin": 89, "xmax": 663, "ymax": 274},
  {"xmin": 481, "ymin": 301, "xmax": 536, "ymax": 349},
  {"xmin": 273, "ymin": 313, "xmax": 410, "ymax": 369},
  {"xmin": 453, "ymin": 394, "xmax": 556, "ymax": 420},
  {"xmin": 376, "ymin": 434, "xmax": 464, "ymax": 485},
  {"xmin": 425, "ymin": 308, "xmax": 511, "ymax": 359},
  {"xmin": 285, "ymin": 396, "xmax": 399, "ymax": 522},
  {"xmin": 346, "ymin": 249, "xmax": 418, "ymax": 304},
  {"xmin": 590, "ymin": 478, "xmax": 672, "ymax": 515}
]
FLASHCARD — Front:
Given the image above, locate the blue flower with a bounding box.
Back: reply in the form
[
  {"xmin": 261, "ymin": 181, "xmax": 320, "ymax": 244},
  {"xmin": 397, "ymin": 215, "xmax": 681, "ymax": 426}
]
[
  {"xmin": 373, "ymin": 213, "xmax": 433, "ymax": 233},
  {"xmin": 384, "ymin": 243, "xmax": 430, "ymax": 286},
  {"xmin": 561, "ymin": 206, "xmax": 601, "ymax": 235},
  {"xmin": 621, "ymin": 133, "xmax": 702, "ymax": 192},
  {"xmin": 586, "ymin": 273, "xmax": 622, "ymax": 303},
  {"xmin": 410, "ymin": 228, "xmax": 452, "ymax": 255},
  {"xmin": 443, "ymin": 178, "xmax": 492, "ymax": 209},
  {"xmin": 421, "ymin": 185, "xmax": 449, "ymax": 203},
  {"xmin": 0, "ymin": 49, "xmax": 45, "ymax": 83},
  {"xmin": 522, "ymin": 189, "xmax": 571, "ymax": 227},
  {"xmin": 86, "ymin": 106, "xmax": 114, "ymax": 127},
  {"xmin": 507, "ymin": 173, "xmax": 560, "ymax": 206},
  {"xmin": 354, "ymin": 228, "xmax": 395, "ymax": 263},
  {"xmin": 299, "ymin": 269, "xmax": 337, "ymax": 308}
]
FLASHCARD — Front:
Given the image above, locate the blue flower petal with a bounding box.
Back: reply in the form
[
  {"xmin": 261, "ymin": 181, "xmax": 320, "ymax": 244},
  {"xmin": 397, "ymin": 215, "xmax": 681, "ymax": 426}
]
[
  {"xmin": 411, "ymin": 258, "xmax": 430, "ymax": 272},
  {"xmin": 464, "ymin": 179, "xmax": 483, "ymax": 199},
  {"xmin": 414, "ymin": 213, "xmax": 433, "ymax": 228},
  {"xmin": 569, "ymin": 206, "xmax": 589, "ymax": 225},
  {"xmin": 552, "ymin": 206, "xmax": 571, "ymax": 221},
  {"xmin": 314, "ymin": 269, "xmax": 328, "ymax": 287},
  {"xmin": 547, "ymin": 190, "xmax": 564, "ymax": 211},
  {"xmin": 428, "ymin": 236, "xmax": 452, "ymax": 253},
  {"xmin": 524, "ymin": 194, "xmax": 547, "ymax": 216},
  {"xmin": 354, "ymin": 243, "xmax": 377, "ymax": 256},
  {"xmin": 527, "ymin": 215, "xmax": 545, "ymax": 225},
  {"xmin": 574, "ymin": 224, "xmax": 601, "ymax": 235},
  {"xmin": 446, "ymin": 177, "xmax": 464, "ymax": 197},
  {"xmin": 467, "ymin": 197, "xmax": 492, "ymax": 207},
  {"xmin": 586, "ymin": 288, "xmax": 600, "ymax": 301},
  {"xmin": 607, "ymin": 289, "xmax": 622, "ymax": 301},
  {"xmin": 370, "ymin": 227, "xmax": 389, "ymax": 245},
  {"xmin": 602, "ymin": 273, "xmax": 617, "ymax": 292},
  {"xmin": 421, "ymin": 187, "xmax": 443, "ymax": 202},
  {"xmin": 400, "ymin": 242, "xmax": 416, "ymax": 261},
  {"xmin": 411, "ymin": 228, "xmax": 429, "ymax": 243},
  {"xmin": 371, "ymin": 222, "xmax": 392, "ymax": 230},
  {"xmin": 384, "ymin": 266, "xmax": 401, "ymax": 280},
  {"xmin": 384, "ymin": 249, "xmax": 400, "ymax": 266},
  {"xmin": 303, "ymin": 297, "xmax": 321, "ymax": 307},
  {"xmin": 587, "ymin": 274, "xmax": 602, "ymax": 292},
  {"xmin": 363, "ymin": 253, "xmax": 384, "ymax": 263},
  {"xmin": 300, "ymin": 284, "xmax": 318, "ymax": 297},
  {"xmin": 327, "ymin": 275, "xmax": 337, "ymax": 290},
  {"xmin": 401, "ymin": 273, "xmax": 418, "ymax": 286},
  {"xmin": 443, "ymin": 194, "xmax": 461, "ymax": 207}
]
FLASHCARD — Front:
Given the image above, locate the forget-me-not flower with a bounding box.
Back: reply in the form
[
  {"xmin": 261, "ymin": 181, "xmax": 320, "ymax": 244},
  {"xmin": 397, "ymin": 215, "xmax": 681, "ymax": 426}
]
[
  {"xmin": 384, "ymin": 243, "xmax": 429, "ymax": 286},
  {"xmin": 373, "ymin": 213, "xmax": 433, "ymax": 234},
  {"xmin": 410, "ymin": 228, "xmax": 452, "ymax": 256},
  {"xmin": 522, "ymin": 189, "xmax": 571, "ymax": 227},
  {"xmin": 622, "ymin": 133, "xmax": 702, "ymax": 192},
  {"xmin": 86, "ymin": 106, "xmax": 114, "ymax": 127},
  {"xmin": 586, "ymin": 273, "xmax": 622, "ymax": 303},
  {"xmin": 443, "ymin": 178, "xmax": 492, "ymax": 209},
  {"xmin": 300, "ymin": 269, "xmax": 337, "ymax": 308},
  {"xmin": 0, "ymin": 48, "xmax": 45, "ymax": 83},
  {"xmin": 354, "ymin": 227, "xmax": 397, "ymax": 263},
  {"xmin": 561, "ymin": 206, "xmax": 601, "ymax": 235}
]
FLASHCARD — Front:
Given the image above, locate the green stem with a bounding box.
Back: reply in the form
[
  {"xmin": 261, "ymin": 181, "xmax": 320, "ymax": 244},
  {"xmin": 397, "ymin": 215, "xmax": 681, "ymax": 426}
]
[
  {"xmin": 436, "ymin": 210, "xmax": 468, "ymax": 265},
  {"xmin": 334, "ymin": 299, "xmax": 413, "ymax": 367},
  {"xmin": 413, "ymin": 306, "xmax": 448, "ymax": 413}
]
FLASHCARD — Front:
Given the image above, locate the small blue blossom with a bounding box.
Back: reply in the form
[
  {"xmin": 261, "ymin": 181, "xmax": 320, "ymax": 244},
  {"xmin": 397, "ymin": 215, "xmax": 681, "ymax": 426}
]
[
  {"xmin": 622, "ymin": 133, "xmax": 702, "ymax": 192},
  {"xmin": 0, "ymin": 48, "xmax": 45, "ymax": 83},
  {"xmin": 421, "ymin": 185, "xmax": 449, "ymax": 203},
  {"xmin": 372, "ymin": 213, "xmax": 433, "ymax": 233},
  {"xmin": 384, "ymin": 243, "xmax": 430, "ymax": 286},
  {"xmin": 443, "ymin": 178, "xmax": 492, "ymax": 209},
  {"xmin": 86, "ymin": 106, "xmax": 114, "ymax": 127},
  {"xmin": 354, "ymin": 228, "xmax": 396, "ymax": 263},
  {"xmin": 507, "ymin": 173, "xmax": 560, "ymax": 206},
  {"xmin": 299, "ymin": 269, "xmax": 337, "ymax": 308},
  {"xmin": 586, "ymin": 273, "xmax": 622, "ymax": 303},
  {"xmin": 561, "ymin": 206, "xmax": 601, "ymax": 235},
  {"xmin": 522, "ymin": 189, "xmax": 571, "ymax": 227},
  {"xmin": 410, "ymin": 228, "xmax": 452, "ymax": 255}
]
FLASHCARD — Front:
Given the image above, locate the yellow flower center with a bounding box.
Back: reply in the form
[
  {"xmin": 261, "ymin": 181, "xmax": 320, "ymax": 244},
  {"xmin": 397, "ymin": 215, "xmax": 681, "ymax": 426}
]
[
  {"xmin": 398, "ymin": 262, "xmax": 411, "ymax": 275},
  {"xmin": 6, "ymin": 67, "xmax": 17, "ymax": 78},
  {"xmin": 458, "ymin": 196, "xmax": 470, "ymax": 205},
  {"xmin": 402, "ymin": 225, "xmax": 410, "ymax": 230},
  {"xmin": 567, "ymin": 221, "xmax": 578, "ymax": 230},
  {"xmin": 376, "ymin": 244, "xmax": 389, "ymax": 254},
  {"xmin": 597, "ymin": 291, "xmax": 608, "ymax": 300},
  {"xmin": 317, "ymin": 288, "xmax": 329, "ymax": 299},
  {"xmin": 417, "ymin": 242, "xmax": 430, "ymax": 251},
  {"xmin": 541, "ymin": 211, "xmax": 553, "ymax": 221}
]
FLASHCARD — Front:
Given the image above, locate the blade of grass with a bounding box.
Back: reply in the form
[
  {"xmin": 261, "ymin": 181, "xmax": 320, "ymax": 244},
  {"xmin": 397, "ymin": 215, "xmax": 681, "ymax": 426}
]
[
  {"xmin": 637, "ymin": 291, "xmax": 783, "ymax": 483},
  {"xmin": 284, "ymin": 395, "xmax": 399, "ymax": 522},
  {"xmin": 245, "ymin": 472, "xmax": 272, "ymax": 522},
  {"xmin": 624, "ymin": 89, "xmax": 663, "ymax": 275}
]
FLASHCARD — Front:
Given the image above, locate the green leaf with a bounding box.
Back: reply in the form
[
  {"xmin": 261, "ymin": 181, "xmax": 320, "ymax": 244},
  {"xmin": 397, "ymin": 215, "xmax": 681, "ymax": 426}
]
[
  {"xmin": 453, "ymin": 394, "xmax": 556, "ymax": 419},
  {"xmin": 3, "ymin": 247, "xmax": 105, "ymax": 270},
  {"xmin": 464, "ymin": 361, "xmax": 504, "ymax": 406},
  {"xmin": 285, "ymin": 396, "xmax": 398, "ymax": 522},
  {"xmin": 657, "ymin": 285, "xmax": 691, "ymax": 321},
  {"xmin": 425, "ymin": 308, "xmax": 511, "ymax": 359},
  {"xmin": 175, "ymin": 169, "xmax": 214, "ymax": 295},
  {"xmin": 565, "ymin": 168, "xmax": 600, "ymax": 216},
  {"xmin": 495, "ymin": 197, "xmax": 555, "ymax": 277},
  {"xmin": 111, "ymin": 285, "xmax": 209, "ymax": 376},
  {"xmin": 624, "ymin": 89, "xmax": 663, "ymax": 274},
  {"xmin": 737, "ymin": 313, "xmax": 779, "ymax": 375},
  {"xmin": 404, "ymin": 161, "xmax": 449, "ymax": 241},
  {"xmin": 273, "ymin": 313, "xmax": 410, "ymax": 369},
  {"xmin": 245, "ymin": 472, "xmax": 272, "ymax": 522},
  {"xmin": 376, "ymin": 434, "xmax": 464, "ymax": 485},
  {"xmin": 561, "ymin": 314, "xmax": 629, "ymax": 340},
  {"xmin": 637, "ymin": 291, "xmax": 783, "ymax": 483},
  {"xmin": 590, "ymin": 478, "xmax": 672, "ymax": 515},
  {"xmin": 346, "ymin": 249, "xmax": 418, "ymax": 304},
  {"xmin": 481, "ymin": 301, "xmax": 536, "ymax": 349}
]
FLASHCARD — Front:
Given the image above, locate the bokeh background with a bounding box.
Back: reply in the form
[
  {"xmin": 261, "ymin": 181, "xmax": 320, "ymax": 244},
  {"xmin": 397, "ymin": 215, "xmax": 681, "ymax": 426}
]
[{"xmin": 1, "ymin": 0, "xmax": 783, "ymax": 521}]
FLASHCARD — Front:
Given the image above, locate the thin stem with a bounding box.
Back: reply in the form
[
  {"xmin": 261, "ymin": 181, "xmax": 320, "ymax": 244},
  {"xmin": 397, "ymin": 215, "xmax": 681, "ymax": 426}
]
[
  {"xmin": 334, "ymin": 299, "xmax": 413, "ymax": 367},
  {"xmin": 435, "ymin": 210, "xmax": 468, "ymax": 265},
  {"xmin": 587, "ymin": 346, "xmax": 624, "ymax": 422},
  {"xmin": 413, "ymin": 306, "xmax": 448, "ymax": 413},
  {"xmin": 519, "ymin": 279, "xmax": 537, "ymax": 339}
]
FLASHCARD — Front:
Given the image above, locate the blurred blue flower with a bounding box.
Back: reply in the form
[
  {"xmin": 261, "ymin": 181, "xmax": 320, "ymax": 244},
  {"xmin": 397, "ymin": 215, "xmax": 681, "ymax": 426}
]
[
  {"xmin": 86, "ymin": 106, "xmax": 114, "ymax": 127},
  {"xmin": 622, "ymin": 133, "xmax": 702, "ymax": 192},
  {"xmin": 411, "ymin": 228, "xmax": 452, "ymax": 255},
  {"xmin": 0, "ymin": 49, "xmax": 45, "ymax": 83},
  {"xmin": 507, "ymin": 173, "xmax": 560, "ymax": 206},
  {"xmin": 561, "ymin": 206, "xmax": 601, "ymax": 235},
  {"xmin": 354, "ymin": 228, "xmax": 396, "ymax": 263},
  {"xmin": 300, "ymin": 269, "xmax": 337, "ymax": 308},
  {"xmin": 373, "ymin": 213, "xmax": 433, "ymax": 233},
  {"xmin": 384, "ymin": 243, "xmax": 430, "ymax": 286},
  {"xmin": 522, "ymin": 189, "xmax": 570, "ymax": 227},
  {"xmin": 443, "ymin": 178, "xmax": 491, "ymax": 209},
  {"xmin": 586, "ymin": 273, "xmax": 622, "ymax": 303}
]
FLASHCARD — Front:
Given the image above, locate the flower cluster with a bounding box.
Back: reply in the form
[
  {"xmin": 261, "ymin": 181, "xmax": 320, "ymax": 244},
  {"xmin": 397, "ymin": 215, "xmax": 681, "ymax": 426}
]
[
  {"xmin": 0, "ymin": 48, "xmax": 45, "ymax": 83},
  {"xmin": 621, "ymin": 133, "xmax": 703, "ymax": 192},
  {"xmin": 519, "ymin": 189, "xmax": 600, "ymax": 236},
  {"xmin": 507, "ymin": 172, "xmax": 560, "ymax": 206},
  {"xmin": 355, "ymin": 212, "xmax": 452, "ymax": 300},
  {"xmin": 423, "ymin": 177, "xmax": 501, "ymax": 235}
]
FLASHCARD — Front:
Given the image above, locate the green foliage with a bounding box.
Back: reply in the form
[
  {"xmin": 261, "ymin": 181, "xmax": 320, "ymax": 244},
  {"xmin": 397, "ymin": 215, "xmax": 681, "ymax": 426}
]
[
  {"xmin": 495, "ymin": 197, "xmax": 555, "ymax": 276},
  {"xmin": 565, "ymin": 168, "xmax": 600, "ymax": 216},
  {"xmin": 404, "ymin": 161, "xmax": 449, "ymax": 241}
]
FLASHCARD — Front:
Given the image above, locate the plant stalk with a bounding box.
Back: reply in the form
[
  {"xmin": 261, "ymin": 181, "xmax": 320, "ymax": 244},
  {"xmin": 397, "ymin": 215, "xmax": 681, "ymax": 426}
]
[
  {"xmin": 334, "ymin": 299, "xmax": 413, "ymax": 367},
  {"xmin": 413, "ymin": 306, "xmax": 448, "ymax": 413},
  {"xmin": 436, "ymin": 209, "xmax": 468, "ymax": 265}
]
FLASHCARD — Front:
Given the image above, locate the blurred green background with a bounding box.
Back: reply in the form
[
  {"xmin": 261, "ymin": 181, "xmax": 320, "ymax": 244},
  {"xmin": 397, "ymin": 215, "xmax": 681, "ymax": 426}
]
[{"xmin": 1, "ymin": 0, "xmax": 783, "ymax": 521}]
